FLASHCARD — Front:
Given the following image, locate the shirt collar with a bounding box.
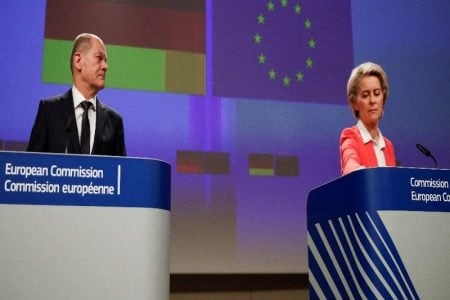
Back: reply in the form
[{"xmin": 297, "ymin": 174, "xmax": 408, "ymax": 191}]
[
  {"xmin": 357, "ymin": 120, "xmax": 386, "ymax": 148},
  {"xmin": 72, "ymin": 85, "xmax": 97, "ymax": 110}
]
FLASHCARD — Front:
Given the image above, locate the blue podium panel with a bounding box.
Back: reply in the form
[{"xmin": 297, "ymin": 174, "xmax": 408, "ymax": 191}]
[
  {"xmin": 307, "ymin": 167, "xmax": 450, "ymax": 299},
  {"xmin": 0, "ymin": 151, "xmax": 171, "ymax": 300}
]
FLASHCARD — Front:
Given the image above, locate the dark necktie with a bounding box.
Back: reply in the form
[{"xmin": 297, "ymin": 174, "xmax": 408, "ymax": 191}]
[{"xmin": 80, "ymin": 101, "xmax": 92, "ymax": 154}]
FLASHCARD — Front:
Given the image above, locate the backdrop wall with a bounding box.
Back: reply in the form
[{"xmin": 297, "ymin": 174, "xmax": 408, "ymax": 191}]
[{"xmin": 1, "ymin": 0, "xmax": 449, "ymax": 273}]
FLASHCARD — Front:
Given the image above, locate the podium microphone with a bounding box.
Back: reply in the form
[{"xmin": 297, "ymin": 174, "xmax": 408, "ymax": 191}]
[{"xmin": 416, "ymin": 143, "xmax": 438, "ymax": 168}]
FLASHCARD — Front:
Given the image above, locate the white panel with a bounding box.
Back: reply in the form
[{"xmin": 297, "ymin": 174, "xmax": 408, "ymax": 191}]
[
  {"xmin": 379, "ymin": 211, "xmax": 450, "ymax": 299},
  {"xmin": 0, "ymin": 204, "xmax": 170, "ymax": 300}
]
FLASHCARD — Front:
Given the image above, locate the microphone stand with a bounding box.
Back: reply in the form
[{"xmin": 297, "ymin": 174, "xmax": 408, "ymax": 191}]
[{"xmin": 416, "ymin": 144, "xmax": 438, "ymax": 168}]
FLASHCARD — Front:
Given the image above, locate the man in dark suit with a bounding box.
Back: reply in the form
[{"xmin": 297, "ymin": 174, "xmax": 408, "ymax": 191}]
[{"xmin": 27, "ymin": 33, "xmax": 126, "ymax": 156}]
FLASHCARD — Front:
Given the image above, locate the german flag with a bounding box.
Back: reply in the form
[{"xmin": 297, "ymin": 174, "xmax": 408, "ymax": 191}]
[
  {"xmin": 249, "ymin": 153, "xmax": 299, "ymax": 176},
  {"xmin": 43, "ymin": 0, "xmax": 205, "ymax": 95},
  {"xmin": 248, "ymin": 153, "xmax": 274, "ymax": 176}
]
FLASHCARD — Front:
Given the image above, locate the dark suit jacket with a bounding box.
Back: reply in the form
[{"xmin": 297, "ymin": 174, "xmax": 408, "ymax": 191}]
[{"xmin": 27, "ymin": 90, "xmax": 126, "ymax": 156}]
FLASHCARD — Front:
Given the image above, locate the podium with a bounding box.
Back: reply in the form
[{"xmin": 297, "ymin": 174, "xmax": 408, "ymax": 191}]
[
  {"xmin": 0, "ymin": 151, "xmax": 171, "ymax": 299},
  {"xmin": 307, "ymin": 167, "xmax": 450, "ymax": 299}
]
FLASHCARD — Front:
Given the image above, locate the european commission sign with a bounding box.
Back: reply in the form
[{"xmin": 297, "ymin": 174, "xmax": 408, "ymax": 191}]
[{"xmin": 0, "ymin": 151, "xmax": 170, "ymax": 209}]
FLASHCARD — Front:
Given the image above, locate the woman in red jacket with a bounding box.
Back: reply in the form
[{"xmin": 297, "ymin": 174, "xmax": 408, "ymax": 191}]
[{"xmin": 340, "ymin": 62, "xmax": 396, "ymax": 175}]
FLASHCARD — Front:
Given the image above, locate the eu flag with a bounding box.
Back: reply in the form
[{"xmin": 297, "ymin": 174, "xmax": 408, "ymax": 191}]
[{"xmin": 212, "ymin": 0, "xmax": 353, "ymax": 104}]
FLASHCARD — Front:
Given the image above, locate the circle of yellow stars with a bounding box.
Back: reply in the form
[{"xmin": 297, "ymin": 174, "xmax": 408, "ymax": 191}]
[{"xmin": 254, "ymin": 0, "xmax": 316, "ymax": 87}]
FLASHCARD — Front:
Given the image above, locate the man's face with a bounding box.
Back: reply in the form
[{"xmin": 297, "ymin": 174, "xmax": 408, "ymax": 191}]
[{"xmin": 79, "ymin": 38, "xmax": 108, "ymax": 93}]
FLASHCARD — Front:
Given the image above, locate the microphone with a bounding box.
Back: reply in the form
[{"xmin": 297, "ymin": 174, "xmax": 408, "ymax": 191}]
[
  {"xmin": 65, "ymin": 114, "xmax": 74, "ymax": 153},
  {"xmin": 416, "ymin": 143, "xmax": 438, "ymax": 168}
]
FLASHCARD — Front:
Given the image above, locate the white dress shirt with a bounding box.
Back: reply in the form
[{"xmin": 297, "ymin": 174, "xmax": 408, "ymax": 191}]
[
  {"xmin": 357, "ymin": 120, "xmax": 386, "ymax": 167},
  {"xmin": 72, "ymin": 86, "xmax": 97, "ymax": 154}
]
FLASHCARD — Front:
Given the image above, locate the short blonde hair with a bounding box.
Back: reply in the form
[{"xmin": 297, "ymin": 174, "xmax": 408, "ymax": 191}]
[{"xmin": 347, "ymin": 62, "xmax": 389, "ymax": 119}]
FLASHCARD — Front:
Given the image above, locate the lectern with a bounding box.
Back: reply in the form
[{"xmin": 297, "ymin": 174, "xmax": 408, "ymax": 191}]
[
  {"xmin": 0, "ymin": 151, "xmax": 171, "ymax": 299},
  {"xmin": 307, "ymin": 167, "xmax": 450, "ymax": 299}
]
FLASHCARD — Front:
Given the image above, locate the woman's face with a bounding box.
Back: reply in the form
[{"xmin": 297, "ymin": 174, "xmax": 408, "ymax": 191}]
[{"xmin": 353, "ymin": 75, "xmax": 384, "ymax": 128}]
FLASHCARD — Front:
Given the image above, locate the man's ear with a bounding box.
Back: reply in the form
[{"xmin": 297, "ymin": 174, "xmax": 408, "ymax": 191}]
[{"xmin": 73, "ymin": 53, "xmax": 82, "ymax": 71}]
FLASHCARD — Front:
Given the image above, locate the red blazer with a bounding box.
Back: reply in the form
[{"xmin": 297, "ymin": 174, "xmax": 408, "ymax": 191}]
[{"xmin": 340, "ymin": 126, "xmax": 396, "ymax": 175}]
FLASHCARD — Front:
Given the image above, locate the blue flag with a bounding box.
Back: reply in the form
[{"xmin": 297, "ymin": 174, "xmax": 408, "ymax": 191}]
[{"xmin": 212, "ymin": 0, "xmax": 353, "ymax": 104}]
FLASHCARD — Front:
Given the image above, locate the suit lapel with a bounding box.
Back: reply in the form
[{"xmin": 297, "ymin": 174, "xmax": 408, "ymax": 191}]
[
  {"xmin": 92, "ymin": 98, "xmax": 105, "ymax": 154},
  {"xmin": 61, "ymin": 90, "xmax": 81, "ymax": 154}
]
